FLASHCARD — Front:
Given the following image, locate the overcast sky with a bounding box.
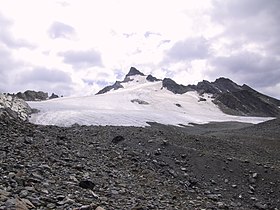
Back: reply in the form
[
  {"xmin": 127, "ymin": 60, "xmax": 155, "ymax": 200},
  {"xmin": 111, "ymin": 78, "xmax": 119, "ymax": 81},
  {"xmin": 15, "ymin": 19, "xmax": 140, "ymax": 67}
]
[{"xmin": 0, "ymin": 0, "xmax": 279, "ymax": 98}]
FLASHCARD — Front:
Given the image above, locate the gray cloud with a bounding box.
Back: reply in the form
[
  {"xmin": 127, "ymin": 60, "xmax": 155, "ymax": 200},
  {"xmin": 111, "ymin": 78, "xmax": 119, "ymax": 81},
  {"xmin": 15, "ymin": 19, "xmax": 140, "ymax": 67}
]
[
  {"xmin": 15, "ymin": 67, "xmax": 73, "ymax": 96},
  {"xmin": 0, "ymin": 13, "xmax": 34, "ymax": 49},
  {"xmin": 48, "ymin": 21, "xmax": 76, "ymax": 39},
  {"xmin": 59, "ymin": 49, "xmax": 103, "ymax": 69},
  {"xmin": 122, "ymin": 33, "xmax": 136, "ymax": 38},
  {"xmin": 164, "ymin": 37, "xmax": 210, "ymax": 63},
  {"xmin": 0, "ymin": 48, "xmax": 24, "ymax": 92},
  {"xmin": 207, "ymin": 0, "xmax": 280, "ymax": 98},
  {"xmin": 144, "ymin": 31, "xmax": 161, "ymax": 38},
  {"xmin": 19, "ymin": 67, "xmax": 72, "ymax": 84},
  {"xmin": 209, "ymin": 51, "xmax": 280, "ymax": 88},
  {"xmin": 0, "ymin": 48, "xmax": 21, "ymax": 73},
  {"xmin": 211, "ymin": 0, "xmax": 280, "ymax": 53}
]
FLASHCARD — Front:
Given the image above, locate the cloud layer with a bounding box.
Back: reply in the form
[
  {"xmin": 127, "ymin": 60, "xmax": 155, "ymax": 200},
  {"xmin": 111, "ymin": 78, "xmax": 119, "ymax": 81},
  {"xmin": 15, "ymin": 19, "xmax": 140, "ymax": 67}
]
[
  {"xmin": 0, "ymin": 0, "xmax": 279, "ymax": 98},
  {"xmin": 59, "ymin": 49, "xmax": 103, "ymax": 69}
]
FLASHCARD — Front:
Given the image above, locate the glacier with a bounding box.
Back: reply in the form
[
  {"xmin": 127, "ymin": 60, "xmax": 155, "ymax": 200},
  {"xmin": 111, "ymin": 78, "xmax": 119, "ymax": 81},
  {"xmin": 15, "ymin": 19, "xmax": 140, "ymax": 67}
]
[{"xmin": 28, "ymin": 75, "xmax": 272, "ymax": 127}]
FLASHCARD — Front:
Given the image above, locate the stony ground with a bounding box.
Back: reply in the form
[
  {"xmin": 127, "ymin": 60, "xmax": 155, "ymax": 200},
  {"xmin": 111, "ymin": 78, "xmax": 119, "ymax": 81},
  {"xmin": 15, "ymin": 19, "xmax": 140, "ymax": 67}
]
[{"xmin": 0, "ymin": 116, "xmax": 279, "ymax": 210}]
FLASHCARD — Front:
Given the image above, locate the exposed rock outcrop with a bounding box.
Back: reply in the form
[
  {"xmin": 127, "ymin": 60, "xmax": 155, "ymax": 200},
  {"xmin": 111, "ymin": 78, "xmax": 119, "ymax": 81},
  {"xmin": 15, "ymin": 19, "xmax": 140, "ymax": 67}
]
[
  {"xmin": 49, "ymin": 93, "xmax": 59, "ymax": 99},
  {"xmin": 190, "ymin": 78, "xmax": 280, "ymax": 117},
  {"xmin": 125, "ymin": 67, "xmax": 145, "ymax": 77},
  {"xmin": 162, "ymin": 78, "xmax": 194, "ymax": 94},
  {"xmin": 15, "ymin": 90, "xmax": 48, "ymax": 101},
  {"xmin": 97, "ymin": 67, "xmax": 146, "ymax": 95},
  {"xmin": 146, "ymin": 74, "xmax": 161, "ymax": 82},
  {"xmin": 0, "ymin": 93, "xmax": 32, "ymax": 121},
  {"xmin": 96, "ymin": 81, "xmax": 124, "ymax": 95},
  {"xmin": 95, "ymin": 67, "xmax": 280, "ymax": 117}
]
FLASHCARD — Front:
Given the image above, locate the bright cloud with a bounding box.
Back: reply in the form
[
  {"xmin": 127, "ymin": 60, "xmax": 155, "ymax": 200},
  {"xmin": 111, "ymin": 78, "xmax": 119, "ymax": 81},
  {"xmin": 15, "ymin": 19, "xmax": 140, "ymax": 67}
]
[{"xmin": 0, "ymin": 0, "xmax": 279, "ymax": 99}]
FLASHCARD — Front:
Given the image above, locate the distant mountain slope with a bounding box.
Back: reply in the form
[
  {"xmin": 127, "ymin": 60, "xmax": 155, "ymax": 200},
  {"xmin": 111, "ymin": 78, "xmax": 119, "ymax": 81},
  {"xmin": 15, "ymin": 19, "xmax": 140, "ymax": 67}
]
[
  {"xmin": 193, "ymin": 78, "xmax": 280, "ymax": 117},
  {"xmin": 27, "ymin": 67, "xmax": 278, "ymax": 127},
  {"xmin": 96, "ymin": 67, "xmax": 161, "ymax": 95},
  {"xmin": 97, "ymin": 67, "xmax": 280, "ymax": 117},
  {"xmin": 7, "ymin": 90, "xmax": 60, "ymax": 101}
]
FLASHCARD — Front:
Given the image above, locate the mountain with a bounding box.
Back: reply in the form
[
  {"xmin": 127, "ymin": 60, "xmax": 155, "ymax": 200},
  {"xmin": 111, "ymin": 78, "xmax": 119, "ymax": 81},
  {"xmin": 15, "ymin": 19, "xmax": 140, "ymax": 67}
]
[
  {"xmin": 8, "ymin": 90, "xmax": 60, "ymax": 101},
  {"xmin": 97, "ymin": 67, "xmax": 280, "ymax": 118},
  {"xmin": 96, "ymin": 67, "xmax": 161, "ymax": 94},
  {"xmin": 27, "ymin": 67, "xmax": 279, "ymax": 127}
]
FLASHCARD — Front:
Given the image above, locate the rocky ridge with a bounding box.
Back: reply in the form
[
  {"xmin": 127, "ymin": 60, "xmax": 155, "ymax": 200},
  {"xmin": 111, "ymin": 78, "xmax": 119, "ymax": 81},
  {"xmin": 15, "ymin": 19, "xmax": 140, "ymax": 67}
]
[
  {"xmin": 96, "ymin": 67, "xmax": 161, "ymax": 95},
  {"xmin": 97, "ymin": 67, "xmax": 280, "ymax": 117},
  {"xmin": 7, "ymin": 90, "xmax": 60, "ymax": 101}
]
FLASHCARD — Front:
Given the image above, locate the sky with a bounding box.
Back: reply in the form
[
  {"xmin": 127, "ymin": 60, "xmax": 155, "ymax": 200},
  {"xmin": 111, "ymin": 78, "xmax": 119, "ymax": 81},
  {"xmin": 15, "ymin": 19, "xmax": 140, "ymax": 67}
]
[{"xmin": 0, "ymin": 0, "xmax": 279, "ymax": 98}]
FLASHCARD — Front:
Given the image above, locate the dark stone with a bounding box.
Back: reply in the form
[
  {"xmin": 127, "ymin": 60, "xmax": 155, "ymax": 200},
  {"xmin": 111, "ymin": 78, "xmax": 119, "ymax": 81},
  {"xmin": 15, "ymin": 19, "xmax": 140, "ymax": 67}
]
[
  {"xmin": 79, "ymin": 180, "xmax": 95, "ymax": 190},
  {"xmin": 96, "ymin": 81, "xmax": 124, "ymax": 95},
  {"xmin": 175, "ymin": 103, "xmax": 182, "ymax": 107},
  {"xmin": 146, "ymin": 74, "xmax": 161, "ymax": 82},
  {"xmin": 126, "ymin": 67, "xmax": 145, "ymax": 77},
  {"xmin": 49, "ymin": 93, "xmax": 59, "ymax": 99},
  {"xmin": 162, "ymin": 78, "xmax": 193, "ymax": 94},
  {"xmin": 131, "ymin": 99, "xmax": 149, "ymax": 105},
  {"xmin": 112, "ymin": 135, "xmax": 125, "ymax": 144},
  {"xmin": 16, "ymin": 90, "xmax": 48, "ymax": 101},
  {"xmin": 198, "ymin": 98, "xmax": 206, "ymax": 102},
  {"xmin": 254, "ymin": 202, "xmax": 268, "ymax": 209}
]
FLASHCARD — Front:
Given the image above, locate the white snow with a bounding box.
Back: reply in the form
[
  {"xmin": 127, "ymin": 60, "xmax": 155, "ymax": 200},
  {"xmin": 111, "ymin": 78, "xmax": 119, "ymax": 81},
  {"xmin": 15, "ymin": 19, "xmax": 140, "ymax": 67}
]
[{"xmin": 28, "ymin": 76, "xmax": 273, "ymax": 127}]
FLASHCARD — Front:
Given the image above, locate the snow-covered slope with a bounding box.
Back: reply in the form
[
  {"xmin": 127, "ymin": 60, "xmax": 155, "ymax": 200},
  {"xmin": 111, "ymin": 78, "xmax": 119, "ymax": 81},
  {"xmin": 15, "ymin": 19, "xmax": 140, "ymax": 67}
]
[{"xmin": 28, "ymin": 75, "xmax": 272, "ymax": 127}]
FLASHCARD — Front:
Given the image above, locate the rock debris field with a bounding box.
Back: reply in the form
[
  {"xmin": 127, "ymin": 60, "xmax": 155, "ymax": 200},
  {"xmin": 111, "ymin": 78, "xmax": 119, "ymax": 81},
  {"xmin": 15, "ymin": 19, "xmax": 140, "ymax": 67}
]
[{"xmin": 0, "ymin": 116, "xmax": 280, "ymax": 210}]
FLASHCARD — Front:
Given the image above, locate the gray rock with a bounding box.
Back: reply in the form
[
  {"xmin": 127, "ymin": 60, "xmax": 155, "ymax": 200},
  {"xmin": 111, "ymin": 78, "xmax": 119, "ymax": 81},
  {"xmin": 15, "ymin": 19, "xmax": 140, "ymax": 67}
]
[{"xmin": 254, "ymin": 202, "xmax": 268, "ymax": 209}]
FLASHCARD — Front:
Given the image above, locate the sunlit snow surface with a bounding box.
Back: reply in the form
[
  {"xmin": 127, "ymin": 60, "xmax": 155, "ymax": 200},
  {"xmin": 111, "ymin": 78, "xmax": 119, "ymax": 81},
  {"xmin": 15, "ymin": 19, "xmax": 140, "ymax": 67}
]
[{"xmin": 28, "ymin": 76, "xmax": 272, "ymax": 127}]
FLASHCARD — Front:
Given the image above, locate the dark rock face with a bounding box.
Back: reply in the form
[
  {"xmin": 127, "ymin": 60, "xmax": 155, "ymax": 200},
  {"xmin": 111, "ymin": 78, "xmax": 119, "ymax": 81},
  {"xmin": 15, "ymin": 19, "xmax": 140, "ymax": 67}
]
[
  {"xmin": 125, "ymin": 67, "xmax": 145, "ymax": 77},
  {"xmin": 194, "ymin": 78, "xmax": 242, "ymax": 95},
  {"xmin": 96, "ymin": 81, "xmax": 124, "ymax": 95},
  {"xmin": 95, "ymin": 67, "xmax": 280, "ymax": 117},
  {"xmin": 214, "ymin": 90, "xmax": 280, "ymax": 117},
  {"xmin": 131, "ymin": 99, "xmax": 149, "ymax": 105},
  {"xmin": 15, "ymin": 90, "xmax": 48, "ymax": 101},
  {"xmin": 196, "ymin": 80, "xmax": 221, "ymax": 95},
  {"xmin": 146, "ymin": 75, "xmax": 161, "ymax": 82},
  {"xmin": 187, "ymin": 77, "xmax": 280, "ymax": 117},
  {"xmin": 96, "ymin": 67, "xmax": 146, "ymax": 95},
  {"xmin": 49, "ymin": 93, "xmax": 59, "ymax": 99},
  {"xmin": 162, "ymin": 78, "xmax": 193, "ymax": 94}
]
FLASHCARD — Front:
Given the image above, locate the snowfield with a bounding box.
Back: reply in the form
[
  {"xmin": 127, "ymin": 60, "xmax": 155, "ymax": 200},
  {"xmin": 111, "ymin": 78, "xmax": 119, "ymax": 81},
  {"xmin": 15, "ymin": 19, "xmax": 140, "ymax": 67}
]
[{"xmin": 28, "ymin": 75, "xmax": 272, "ymax": 127}]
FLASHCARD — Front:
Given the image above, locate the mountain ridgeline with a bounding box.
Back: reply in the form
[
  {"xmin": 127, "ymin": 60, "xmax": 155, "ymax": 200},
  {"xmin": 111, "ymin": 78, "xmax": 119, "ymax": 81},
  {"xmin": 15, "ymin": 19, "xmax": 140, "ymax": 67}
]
[{"xmin": 97, "ymin": 67, "xmax": 280, "ymax": 117}]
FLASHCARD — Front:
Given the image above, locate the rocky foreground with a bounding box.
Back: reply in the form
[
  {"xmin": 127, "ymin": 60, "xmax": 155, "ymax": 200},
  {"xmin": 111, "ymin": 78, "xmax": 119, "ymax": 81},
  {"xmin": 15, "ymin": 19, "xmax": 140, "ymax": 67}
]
[{"xmin": 0, "ymin": 115, "xmax": 279, "ymax": 210}]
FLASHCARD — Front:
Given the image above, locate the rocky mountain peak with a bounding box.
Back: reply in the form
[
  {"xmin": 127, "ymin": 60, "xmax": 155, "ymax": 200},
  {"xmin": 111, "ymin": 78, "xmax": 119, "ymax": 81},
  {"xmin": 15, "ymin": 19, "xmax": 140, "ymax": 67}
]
[
  {"xmin": 213, "ymin": 77, "xmax": 242, "ymax": 92},
  {"xmin": 146, "ymin": 74, "xmax": 161, "ymax": 82},
  {"xmin": 162, "ymin": 78, "xmax": 193, "ymax": 94},
  {"xmin": 125, "ymin": 67, "xmax": 145, "ymax": 77}
]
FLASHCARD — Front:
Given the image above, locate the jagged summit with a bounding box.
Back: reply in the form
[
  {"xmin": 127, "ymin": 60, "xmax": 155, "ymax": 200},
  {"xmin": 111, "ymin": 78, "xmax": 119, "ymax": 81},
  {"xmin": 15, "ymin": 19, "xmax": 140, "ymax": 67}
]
[
  {"xmin": 28, "ymin": 66, "xmax": 280, "ymax": 127},
  {"xmin": 126, "ymin": 67, "xmax": 145, "ymax": 77},
  {"xmin": 162, "ymin": 78, "xmax": 193, "ymax": 94},
  {"xmin": 194, "ymin": 77, "xmax": 242, "ymax": 95},
  {"xmin": 97, "ymin": 67, "xmax": 160, "ymax": 95},
  {"xmin": 95, "ymin": 68, "xmax": 280, "ymax": 117}
]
